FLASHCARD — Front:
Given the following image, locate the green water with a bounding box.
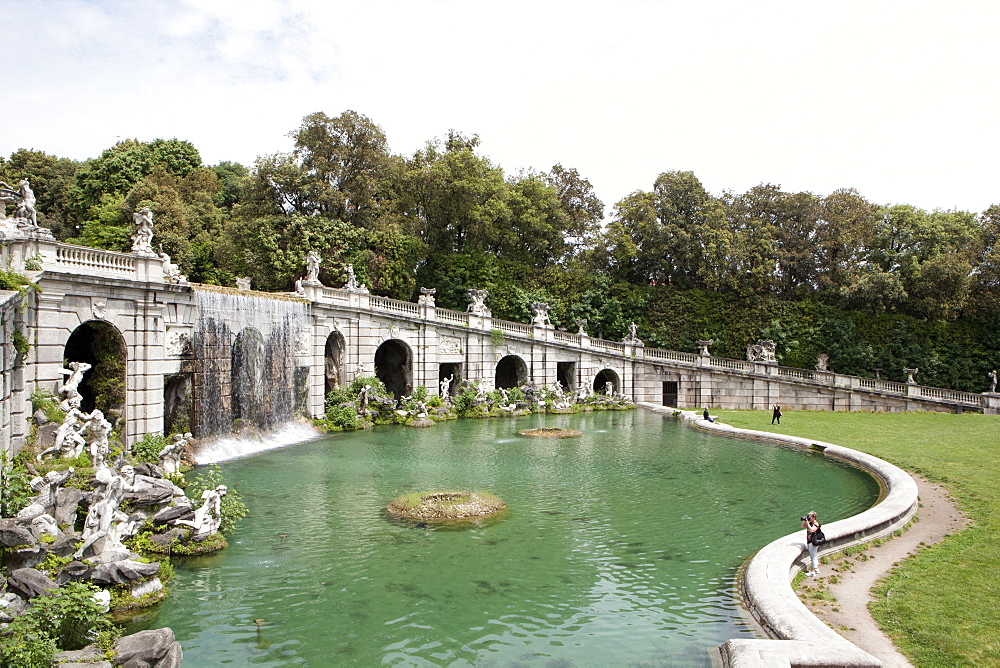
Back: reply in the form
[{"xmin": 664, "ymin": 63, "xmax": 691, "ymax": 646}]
[{"xmin": 140, "ymin": 410, "xmax": 879, "ymax": 666}]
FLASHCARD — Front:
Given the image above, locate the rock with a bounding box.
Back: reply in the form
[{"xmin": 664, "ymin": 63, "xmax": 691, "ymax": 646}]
[
  {"xmin": 5, "ymin": 544, "xmax": 47, "ymax": 571},
  {"xmin": 0, "ymin": 519, "xmax": 35, "ymax": 548},
  {"xmin": 33, "ymin": 408, "xmax": 50, "ymax": 425},
  {"xmin": 152, "ymin": 504, "xmax": 194, "ymax": 526},
  {"xmin": 7, "ymin": 568, "xmax": 58, "ymax": 599},
  {"xmin": 55, "ymin": 486, "xmax": 86, "ymax": 527},
  {"xmin": 124, "ymin": 486, "xmax": 174, "ymax": 507},
  {"xmin": 149, "ymin": 527, "xmax": 190, "ymax": 549},
  {"xmin": 132, "ymin": 463, "xmax": 164, "ymax": 479},
  {"xmin": 114, "ymin": 628, "xmax": 183, "ymax": 667},
  {"xmin": 56, "ymin": 560, "xmax": 92, "ymax": 584},
  {"xmin": 0, "ymin": 592, "xmax": 28, "ymax": 621},
  {"xmin": 49, "ymin": 532, "xmax": 82, "ymax": 558},
  {"xmin": 34, "ymin": 422, "xmax": 59, "ymax": 449},
  {"xmin": 408, "ymin": 417, "xmax": 435, "ymax": 428},
  {"xmin": 86, "ymin": 560, "xmax": 160, "ymax": 586}
]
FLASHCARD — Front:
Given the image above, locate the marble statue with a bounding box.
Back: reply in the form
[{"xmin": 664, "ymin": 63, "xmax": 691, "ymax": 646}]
[
  {"xmin": 357, "ymin": 384, "xmax": 370, "ymax": 414},
  {"xmin": 418, "ymin": 287, "xmax": 436, "ymax": 307},
  {"xmin": 342, "ymin": 264, "xmax": 368, "ymax": 293},
  {"xmin": 746, "ymin": 340, "xmax": 777, "ymax": 363},
  {"xmin": 59, "ymin": 361, "xmax": 92, "ymax": 411},
  {"xmin": 84, "ymin": 409, "xmax": 113, "ymax": 470},
  {"xmin": 440, "ymin": 375, "xmax": 453, "ymax": 401},
  {"xmin": 38, "ymin": 406, "xmax": 88, "ymax": 460},
  {"xmin": 466, "ymin": 289, "xmax": 491, "ymax": 317},
  {"xmin": 623, "ymin": 322, "xmax": 643, "ymax": 346},
  {"xmin": 159, "ymin": 251, "xmax": 187, "ymax": 285},
  {"xmin": 15, "ymin": 468, "xmax": 74, "ymax": 522},
  {"xmin": 236, "ymin": 277, "xmax": 252, "ymax": 291},
  {"xmin": 305, "ymin": 251, "xmax": 322, "ymax": 284},
  {"xmin": 176, "ymin": 485, "xmax": 227, "ymax": 538},
  {"xmin": 816, "ymin": 353, "xmax": 830, "ymax": 372},
  {"xmin": 158, "ymin": 433, "xmax": 191, "ymax": 475},
  {"xmin": 988, "ymin": 369, "xmax": 997, "ymax": 393},
  {"xmin": 531, "ymin": 302, "xmax": 552, "ymax": 328},
  {"xmin": 29, "ymin": 514, "xmax": 62, "ymax": 540},
  {"xmin": 0, "ymin": 178, "xmax": 54, "ymax": 238},
  {"xmin": 75, "ymin": 476, "xmax": 137, "ymax": 561},
  {"xmin": 131, "ymin": 207, "xmax": 155, "ymax": 255}
]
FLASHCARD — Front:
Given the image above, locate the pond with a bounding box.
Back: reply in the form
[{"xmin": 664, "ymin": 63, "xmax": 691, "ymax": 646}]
[{"xmin": 137, "ymin": 409, "xmax": 879, "ymax": 666}]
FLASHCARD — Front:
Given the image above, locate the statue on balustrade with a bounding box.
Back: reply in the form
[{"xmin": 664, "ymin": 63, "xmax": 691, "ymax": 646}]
[
  {"xmin": 623, "ymin": 322, "xmax": 643, "ymax": 346},
  {"xmin": 0, "ymin": 178, "xmax": 54, "ymax": 239},
  {"xmin": 746, "ymin": 340, "xmax": 777, "ymax": 363},
  {"xmin": 131, "ymin": 207, "xmax": 156, "ymax": 256},
  {"xmin": 418, "ymin": 287, "xmax": 436, "ymax": 306},
  {"xmin": 531, "ymin": 302, "xmax": 552, "ymax": 328},
  {"xmin": 466, "ymin": 289, "xmax": 491, "ymax": 317},
  {"xmin": 343, "ymin": 264, "xmax": 369, "ymax": 293},
  {"xmin": 988, "ymin": 369, "xmax": 997, "ymax": 394},
  {"xmin": 304, "ymin": 250, "xmax": 322, "ymax": 285}
]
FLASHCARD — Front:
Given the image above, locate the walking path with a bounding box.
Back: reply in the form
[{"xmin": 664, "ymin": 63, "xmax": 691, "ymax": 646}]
[{"xmin": 795, "ymin": 475, "xmax": 967, "ymax": 667}]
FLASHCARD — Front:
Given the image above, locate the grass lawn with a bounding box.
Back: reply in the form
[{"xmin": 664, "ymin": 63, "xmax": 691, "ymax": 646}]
[{"xmin": 712, "ymin": 409, "xmax": 999, "ymax": 667}]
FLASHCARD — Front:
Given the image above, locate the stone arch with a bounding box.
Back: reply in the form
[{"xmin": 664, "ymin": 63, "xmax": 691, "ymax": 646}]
[
  {"xmin": 232, "ymin": 327, "xmax": 267, "ymax": 428},
  {"xmin": 62, "ymin": 320, "xmax": 127, "ymax": 430},
  {"xmin": 495, "ymin": 355, "xmax": 527, "ymax": 389},
  {"xmin": 375, "ymin": 339, "xmax": 412, "ymax": 400},
  {"xmin": 325, "ymin": 330, "xmax": 346, "ymax": 396},
  {"xmin": 593, "ymin": 368, "xmax": 620, "ymax": 395}
]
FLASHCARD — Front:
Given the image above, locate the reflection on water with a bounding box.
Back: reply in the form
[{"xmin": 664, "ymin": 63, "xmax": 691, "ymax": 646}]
[{"xmin": 139, "ymin": 411, "xmax": 879, "ymax": 666}]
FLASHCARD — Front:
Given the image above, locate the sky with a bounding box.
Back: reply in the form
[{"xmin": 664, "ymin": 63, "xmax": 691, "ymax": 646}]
[{"xmin": 5, "ymin": 0, "xmax": 1000, "ymax": 215}]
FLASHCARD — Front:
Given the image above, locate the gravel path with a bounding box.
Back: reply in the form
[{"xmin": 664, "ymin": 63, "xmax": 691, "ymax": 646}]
[{"xmin": 796, "ymin": 475, "xmax": 967, "ymax": 667}]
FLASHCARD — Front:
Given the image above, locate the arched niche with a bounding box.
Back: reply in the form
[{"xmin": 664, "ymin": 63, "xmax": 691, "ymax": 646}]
[
  {"xmin": 593, "ymin": 368, "xmax": 620, "ymax": 395},
  {"xmin": 325, "ymin": 331, "xmax": 346, "ymax": 396},
  {"xmin": 232, "ymin": 327, "xmax": 267, "ymax": 427},
  {"xmin": 495, "ymin": 355, "xmax": 527, "ymax": 389},
  {"xmin": 375, "ymin": 339, "xmax": 412, "ymax": 400},
  {"xmin": 63, "ymin": 320, "xmax": 127, "ymax": 430}
]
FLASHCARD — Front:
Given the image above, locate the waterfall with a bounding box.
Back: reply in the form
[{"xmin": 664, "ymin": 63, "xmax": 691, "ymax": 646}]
[{"xmin": 192, "ymin": 288, "xmax": 309, "ymax": 438}]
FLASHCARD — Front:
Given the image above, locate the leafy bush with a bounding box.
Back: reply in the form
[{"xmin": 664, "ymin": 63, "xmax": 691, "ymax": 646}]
[
  {"xmin": 30, "ymin": 388, "xmax": 65, "ymax": 425},
  {"xmin": 0, "ymin": 451, "xmax": 34, "ymax": 518},
  {"xmin": 131, "ymin": 433, "xmax": 168, "ymax": 464},
  {"xmin": 185, "ymin": 465, "xmax": 248, "ymax": 536},
  {"xmin": 0, "ymin": 581, "xmax": 117, "ymax": 667}
]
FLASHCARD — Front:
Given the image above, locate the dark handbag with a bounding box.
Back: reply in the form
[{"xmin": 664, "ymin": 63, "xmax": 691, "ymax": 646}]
[{"xmin": 810, "ymin": 528, "xmax": 826, "ymax": 545}]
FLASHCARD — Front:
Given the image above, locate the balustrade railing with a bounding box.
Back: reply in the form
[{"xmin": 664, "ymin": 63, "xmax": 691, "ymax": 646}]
[
  {"xmin": 321, "ymin": 288, "xmax": 350, "ymax": 303},
  {"xmin": 55, "ymin": 244, "xmax": 135, "ymax": 274},
  {"xmin": 857, "ymin": 377, "xmax": 907, "ymax": 394},
  {"xmin": 435, "ymin": 309, "xmax": 469, "ymax": 326},
  {"xmin": 918, "ymin": 386, "xmax": 982, "ymax": 405},
  {"xmin": 709, "ymin": 357, "xmax": 753, "ymax": 372},
  {"xmin": 643, "ymin": 348, "xmax": 698, "ymax": 365},
  {"xmin": 553, "ymin": 330, "xmax": 580, "ymax": 345},
  {"xmin": 371, "ymin": 295, "xmax": 420, "ymax": 316},
  {"xmin": 494, "ymin": 319, "xmax": 531, "ymax": 336}
]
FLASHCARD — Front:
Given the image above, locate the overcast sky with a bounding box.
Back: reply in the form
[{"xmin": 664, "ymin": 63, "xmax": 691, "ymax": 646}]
[{"xmin": 6, "ymin": 0, "xmax": 999, "ymax": 215}]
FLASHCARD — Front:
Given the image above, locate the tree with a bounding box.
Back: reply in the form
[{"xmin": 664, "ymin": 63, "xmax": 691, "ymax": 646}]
[
  {"xmin": 544, "ymin": 163, "xmax": 604, "ymax": 249},
  {"xmin": 0, "ymin": 149, "xmax": 82, "ymax": 238}
]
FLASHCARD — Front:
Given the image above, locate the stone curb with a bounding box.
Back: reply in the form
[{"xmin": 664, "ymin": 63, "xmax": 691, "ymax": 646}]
[{"xmin": 637, "ymin": 404, "xmax": 919, "ymax": 668}]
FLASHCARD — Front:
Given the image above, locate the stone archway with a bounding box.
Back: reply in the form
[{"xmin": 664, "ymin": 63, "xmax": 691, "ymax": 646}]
[
  {"xmin": 375, "ymin": 339, "xmax": 411, "ymax": 400},
  {"xmin": 325, "ymin": 331, "xmax": 346, "ymax": 396},
  {"xmin": 593, "ymin": 368, "xmax": 620, "ymax": 395},
  {"xmin": 63, "ymin": 320, "xmax": 127, "ymax": 430},
  {"xmin": 495, "ymin": 355, "xmax": 527, "ymax": 389}
]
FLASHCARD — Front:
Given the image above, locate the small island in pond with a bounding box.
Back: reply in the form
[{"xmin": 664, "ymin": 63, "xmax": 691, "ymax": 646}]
[
  {"xmin": 518, "ymin": 427, "xmax": 582, "ymax": 438},
  {"xmin": 386, "ymin": 491, "xmax": 507, "ymax": 521}
]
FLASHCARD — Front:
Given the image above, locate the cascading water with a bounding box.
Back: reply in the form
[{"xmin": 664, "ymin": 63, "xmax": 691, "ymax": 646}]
[{"xmin": 191, "ymin": 288, "xmax": 309, "ymax": 439}]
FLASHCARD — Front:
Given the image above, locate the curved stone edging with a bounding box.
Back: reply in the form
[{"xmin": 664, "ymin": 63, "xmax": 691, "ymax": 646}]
[{"xmin": 637, "ymin": 404, "xmax": 918, "ymax": 667}]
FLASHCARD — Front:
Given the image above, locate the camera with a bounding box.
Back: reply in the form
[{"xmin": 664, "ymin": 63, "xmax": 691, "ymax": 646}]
[{"xmin": 800, "ymin": 516, "xmax": 809, "ymax": 522}]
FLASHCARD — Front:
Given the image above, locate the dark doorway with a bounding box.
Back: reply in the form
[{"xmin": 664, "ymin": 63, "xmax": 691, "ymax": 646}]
[
  {"xmin": 63, "ymin": 320, "xmax": 127, "ymax": 429},
  {"xmin": 556, "ymin": 362, "xmax": 576, "ymax": 392},
  {"xmin": 438, "ymin": 363, "xmax": 462, "ymax": 398},
  {"xmin": 662, "ymin": 381, "xmax": 678, "ymax": 407},
  {"xmin": 495, "ymin": 355, "xmax": 527, "ymax": 389},
  {"xmin": 593, "ymin": 369, "xmax": 620, "ymax": 395},
  {"xmin": 375, "ymin": 340, "xmax": 411, "ymax": 400}
]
